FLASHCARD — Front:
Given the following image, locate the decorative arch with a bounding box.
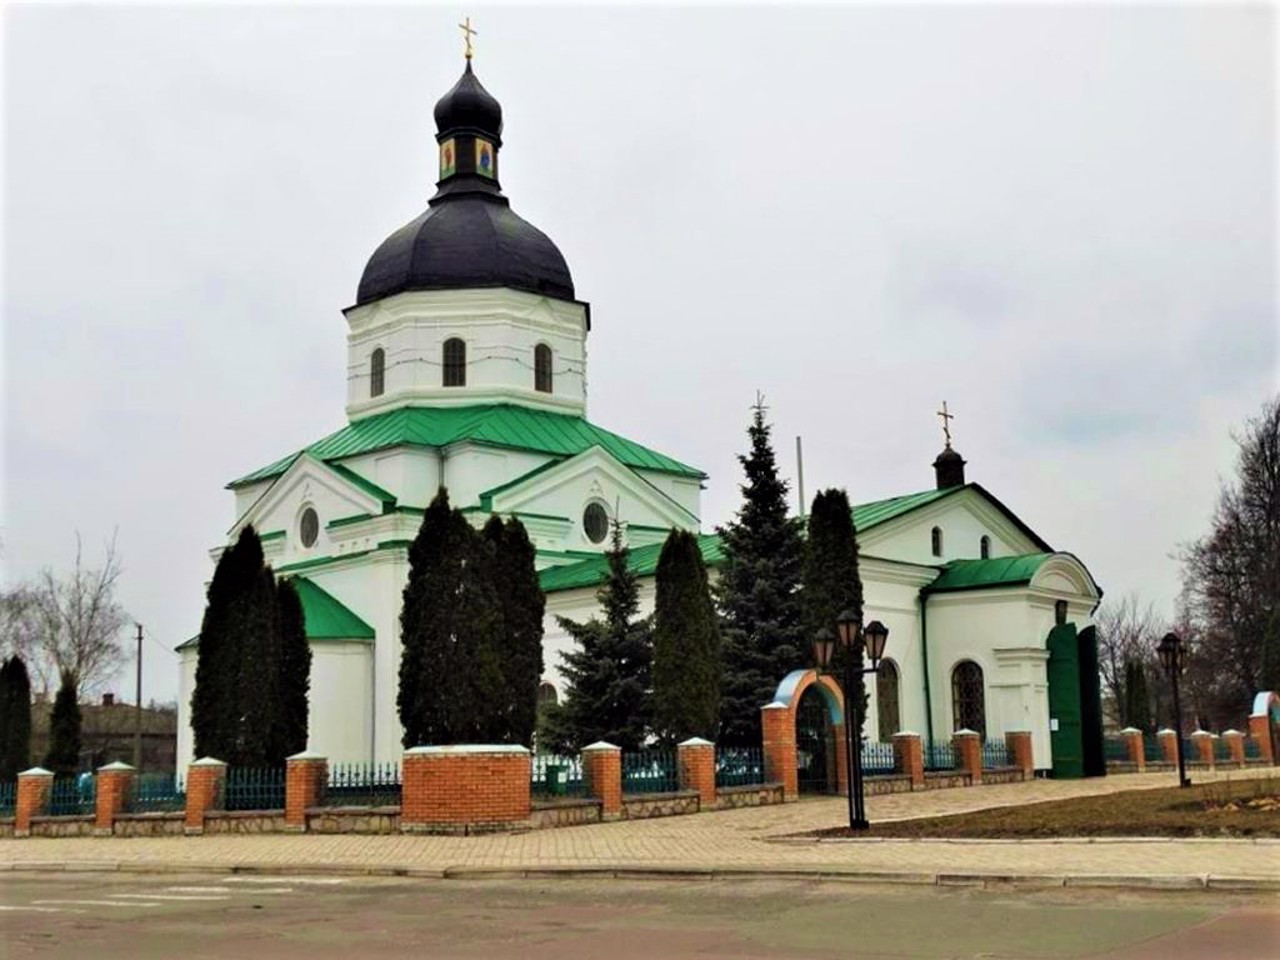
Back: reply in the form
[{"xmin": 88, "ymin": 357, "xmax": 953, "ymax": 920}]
[
  {"xmin": 773, "ymin": 669, "xmax": 844, "ymax": 725},
  {"xmin": 763, "ymin": 669, "xmax": 848, "ymax": 799}
]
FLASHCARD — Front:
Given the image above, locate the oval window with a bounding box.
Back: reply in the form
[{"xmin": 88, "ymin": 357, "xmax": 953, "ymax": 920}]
[
  {"xmin": 583, "ymin": 502, "xmax": 609, "ymax": 544},
  {"xmin": 300, "ymin": 507, "xmax": 319, "ymax": 548}
]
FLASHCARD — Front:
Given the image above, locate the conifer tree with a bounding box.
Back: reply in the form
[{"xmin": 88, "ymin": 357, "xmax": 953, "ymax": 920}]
[
  {"xmin": 191, "ymin": 531, "xmax": 243, "ymax": 760},
  {"xmin": 0, "ymin": 656, "xmax": 32, "ymax": 780},
  {"xmin": 802, "ymin": 488, "xmax": 867, "ymax": 737},
  {"xmin": 548, "ymin": 521, "xmax": 652, "ymax": 752},
  {"xmin": 44, "ymin": 670, "xmax": 82, "ymax": 776},
  {"xmin": 276, "ymin": 578, "xmax": 311, "ymax": 757},
  {"xmin": 484, "ymin": 516, "xmax": 545, "ymax": 746},
  {"xmin": 651, "ymin": 529, "xmax": 721, "ymax": 744},
  {"xmin": 716, "ymin": 397, "xmax": 806, "ymax": 745},
  {"xmin": 1123, "ymin": 658, "xmax": 1153, "ymax": 733}
]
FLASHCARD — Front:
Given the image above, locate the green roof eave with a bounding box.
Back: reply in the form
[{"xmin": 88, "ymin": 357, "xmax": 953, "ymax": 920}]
[
  {"xmin": 227, "ymin": 404, "xmax": 705, "ymax": 489},
  {"xmin": 327, "ymin": 462, "xmax": 396, "ymax": 509},
  {"xmin": 178, "ymin": 576, "xmax": 375, "ymax": 649},
  {"xmin": 539, "ymin": 533, "xmax": 724, "ymax": 594},
  {"xmin": 923, "ymin": 553, "xmax": 1055, "ymax": 594}
]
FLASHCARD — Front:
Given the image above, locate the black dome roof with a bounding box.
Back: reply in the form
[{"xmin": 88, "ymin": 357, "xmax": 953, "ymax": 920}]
[
  {"xmin": 433, "ymin": 63, "xmax": 502, "ymax": 141},
  {"xmin": 357, "ymin": 198, "xmax": 574, "ymax": 304}
]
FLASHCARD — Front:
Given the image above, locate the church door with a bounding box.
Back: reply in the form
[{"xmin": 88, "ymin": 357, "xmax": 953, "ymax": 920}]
[
  {"xmin": 795, "ymin": 687, "xmax": 832, "ymax": 794},
  {"xmin": 1077, "ymin": 626, "xmax": 1106, "ymax": 777},
  {"xmin": 1046, "ymin": 623, "xmax": 1085, "ymax": 778}
]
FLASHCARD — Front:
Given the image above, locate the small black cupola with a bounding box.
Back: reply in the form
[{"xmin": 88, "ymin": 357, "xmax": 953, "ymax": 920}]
[
  {"xmin": 932, "ymin": 401, "xmax": 966, "ymax": 489},
  {"xmin": 432, "ymin": 61, "xmax": 504, "ymax": 194}
]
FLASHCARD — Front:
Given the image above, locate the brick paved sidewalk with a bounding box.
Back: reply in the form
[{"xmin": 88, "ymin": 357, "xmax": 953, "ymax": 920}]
[{"xmin": 3, "ymin": 769, "xmax": 1277, "ymax": 884}]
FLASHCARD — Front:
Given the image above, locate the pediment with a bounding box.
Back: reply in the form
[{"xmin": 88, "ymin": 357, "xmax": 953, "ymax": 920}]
[
  {"xmin": 229, "ymin": 454, "xmax": 390, "ymax": 544},
  {"xmin": 859, "ymin": 486, "xmax": 1047, "ymax": 564}
]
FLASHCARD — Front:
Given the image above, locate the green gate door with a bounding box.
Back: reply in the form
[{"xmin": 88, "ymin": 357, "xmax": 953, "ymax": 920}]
[
  {"xmin": 796, "ymin": 687, "xmax": 832, "ymax": 794},
  {"xmin": 1077, "ymin": 625, "xmax": 1106, "ymax": 777},
  {"xmin": 1046, "ymin": 623, "xmax": 1085, "ymax": 778}
]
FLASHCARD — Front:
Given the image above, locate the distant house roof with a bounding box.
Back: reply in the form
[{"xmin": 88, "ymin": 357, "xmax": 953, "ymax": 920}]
[{"xmin": 229, "ymin": 404, "xmax": 704, "ymax": 488}]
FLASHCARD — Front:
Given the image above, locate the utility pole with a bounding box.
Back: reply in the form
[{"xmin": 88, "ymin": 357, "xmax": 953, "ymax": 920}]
[
  {"xmin": 134, "ymin": 623, "xmax": 143, "ymax": 771},
  {"xmin": 795, "ymin": 436, "xmax": 806, "ymax": 518}
]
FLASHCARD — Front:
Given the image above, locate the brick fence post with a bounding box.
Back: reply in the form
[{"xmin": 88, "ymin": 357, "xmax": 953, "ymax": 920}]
[
  {"xmin": 892, "ymin": 732, "xmax": 924, "ymax": 789},
  {"xmin": 1004, "ymin": 730, "xmax": 1034, "ymax": 779},
  {"xmin": 1221, "ymin": 729, "xmax": 1245, "ymax": 766},
  {"xmin": 95, "ymin": 761, "xmax": 136, "ymax": 836},
  {"xmin": 762, "ymin": 701, "xmax": 797, "ymax": 801},
  {"xmin": 285, "ymin": 751, "xmax": 328, "ymax": 833},
  {"xmin": 581, "ymin": 742, "xmax": 622, "ymax": 820},
  {"xmin": 1191, "ymin": 730, "xmax": 1215, "ymax": 769},
  {"xmin": 15, "ymin": 767, "xmax": 54, "ymax": 838},
  {"xmin": 1119, "ymin": 727, "xmax": 1146, "ymax": 772},
  {"xmin": 400, "ymin": 745, "xmax": 530, "ymax": 834},
  {"xmin": 953, "ymin": 729, "xmax": 982, "ymax": 785},
  {"xmin": 184, "ymin": 757, "xmax": 227, "ymax": 835},
  {"xmin": 677, "ymin": 738, "xmax": 716, "ymax": 810},
  {"xmin": 1248, "ymin": 713, "xmax": 1275, "ymax": 765},
  {"xmin": 1158, "ymin": 728, "xmax": 1178, "ymax": 764}
]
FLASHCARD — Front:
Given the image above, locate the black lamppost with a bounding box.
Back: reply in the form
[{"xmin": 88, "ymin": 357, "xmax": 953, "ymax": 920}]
[
  {"xmin": 1157, "ymin": 631, "xmax": 1191, "ymax": 789},
  {"xmin": 813, "ymin": 612, "xmax": 889, "ymax": 830}
]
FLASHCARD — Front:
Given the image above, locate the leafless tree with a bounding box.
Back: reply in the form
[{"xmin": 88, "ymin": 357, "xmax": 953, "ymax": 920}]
[{"xmin": 1094, "ymin": 593, "xmax": 1163, "ymax": 725}]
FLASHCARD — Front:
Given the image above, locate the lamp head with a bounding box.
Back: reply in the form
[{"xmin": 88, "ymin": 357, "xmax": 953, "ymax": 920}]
[
  {"xmin": 863, "ymin": 620, "xmax": 889, "ymax": 667},
  {"xmin": 812, "ymin": 627, "xmax": 836, "ymax": 672}
]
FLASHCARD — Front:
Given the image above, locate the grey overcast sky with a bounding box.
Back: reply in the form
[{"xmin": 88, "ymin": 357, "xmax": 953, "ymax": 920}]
[{"xmin": 2, "ymin": 3, "xmax": 1275, "ymax": 704}]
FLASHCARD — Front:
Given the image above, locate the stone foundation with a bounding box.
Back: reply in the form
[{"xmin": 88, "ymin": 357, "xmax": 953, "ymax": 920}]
[
  {"xmin": 621, "ymin": 791, "xmax": 700, "ymax": 820},
  {"xmin": 529, "ymin": 799, "xmax": 602, "ymax": 829},
  {"xmin": 713, "ymin": 784, "xmax": 785, "ymax": 809},
  {"xmin": 306, "ymin": 807, "xmax": 400, "ymax": 835},
  {"xmin": 112, "ymin": 813, "xmax": 185, "ymax": 837}
]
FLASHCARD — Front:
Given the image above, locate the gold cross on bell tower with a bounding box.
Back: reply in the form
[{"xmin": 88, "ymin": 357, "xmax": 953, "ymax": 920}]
[
  {"xmin": 937, "ymin": 401, "xmax": 955, "ymax": 447},
  {"xmin": 459, "ymin": 16, "xmax": 477, "ymax": 61}
]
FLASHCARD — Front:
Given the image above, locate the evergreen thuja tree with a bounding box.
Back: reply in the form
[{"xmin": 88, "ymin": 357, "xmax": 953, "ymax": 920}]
[
  {"xmin": 0, "ymin": 656, "xmax": 32, "ymax": 780},
  {"xmin": 1123, "ymin": 658, "xmax": 1153, "ymax": 734},
  {"xmin": 484, "ymin": 516, "xmax": 545, "ymax": 747},
  {"xmin": 276, "ymin": 578, "xmax": 311, "ymax": 757},
  {"xmin": 802, "ymin": 488, "xmax": 867, "ymax": 737},
  {"xmin": 550, "ymin": 520, "xmax": 652, "ymax": 752},
  {"xmin": 716, "ymin": 396, "xmax": 806, "ymax": 745},
  {"xmin": 651, "ymin": 529, "xmax": 721, "ymax": 745},
  {"xmin": 45, "ymin": 670, "xmax": 82, "ymax": 776},
  {"xmin": 192, "ymin": 531, "xmax": 244, "ymax": 760}
]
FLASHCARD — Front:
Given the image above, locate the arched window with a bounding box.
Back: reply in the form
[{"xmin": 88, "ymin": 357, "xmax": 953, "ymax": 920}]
[
  {"xmin": 876, "ymin": 659, "xmax": 901, "ymax": 739},
  {"xmin": 980, "ymin": 535, "xmax": 991, "ymax": 559},
  {"xmin": 537, "ymin": 682, "xmax": 558, "ymax": 707},
  {"xmin": 951, "ymin": 661, "xmax": 985, "ymax": 737},
  {"xmin": 931, "ymin": 526, "xmax": 943, "ymax": 558},
  {"xmin": 370, "ymin": 348, "xmax": 385, "ymax": 397},
  {"xmin": 442, "ymin": 338, "xmax": 466, "ymax": 387},
  {"xmin": 534, "ymin": 343, "xmax": 553, "ymax": 393}
]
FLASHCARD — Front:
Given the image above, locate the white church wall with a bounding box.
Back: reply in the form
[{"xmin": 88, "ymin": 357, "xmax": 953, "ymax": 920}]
[
  {"xmin": 343, "ymin": 289, "xmax": 589, "ymax": 419},
  {"xmin": 443, "ymin": 445, "xmax": 549, "ymax": 510},
  {"xmin": 334, "ymin": 449, "xmax": 441, "ymax": 510},
  {"xmin": 232, "ymin": 481, "xmax": 273, "ymax": 523},
  {"xmin": 308, "ymin": 642, "xmax": 374, "ymax": 765},
  {"xmin": 861, "ymin": 490, "xmax": 1044, "ymax": 566},
  {"xmin": 176, "ymin": 649, "xmax": 196, "ymax": 771}
]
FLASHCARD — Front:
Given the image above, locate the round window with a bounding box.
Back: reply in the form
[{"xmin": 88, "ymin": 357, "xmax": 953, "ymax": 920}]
[
  {"xmin": 299, "ymin": 507, "xmax": 319, "ymax": 548},
  {"xmin": 583, "ymin": 502, "xmax": 609, "ymax": 544}
]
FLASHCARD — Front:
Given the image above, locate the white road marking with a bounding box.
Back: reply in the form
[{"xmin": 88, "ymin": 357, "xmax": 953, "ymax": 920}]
[
  {"xmin": 164, "ymin": 886, "xmax": 235, "ymax": 893},
  {"xmin": 34, "ymin": 899, "xmax": 160, "ymax": 908},
  {"xmin": 225, "ymin": 876, "xmax": 346, "ymax": 885},
  {"xmin": 0, "ymin": 904, "xmax": 82, "ymax": 913},
  {"xmin": 111, "ymin": 893, "xmax": 231, "ymax": 902}
]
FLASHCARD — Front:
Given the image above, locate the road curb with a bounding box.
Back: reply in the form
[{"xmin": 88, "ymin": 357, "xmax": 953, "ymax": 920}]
[{"xmin": 5, "ymin": 860, "xmax": 1279, "ymax": 892}]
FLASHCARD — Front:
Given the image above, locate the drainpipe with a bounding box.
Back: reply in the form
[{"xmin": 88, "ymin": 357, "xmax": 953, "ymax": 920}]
[{"xmin": 919, "ymin": 589, "xmax": 935, "ymax": 750}]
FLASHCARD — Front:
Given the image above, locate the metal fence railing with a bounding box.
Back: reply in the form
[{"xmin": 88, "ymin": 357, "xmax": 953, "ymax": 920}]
[
  {"xmin": 923, "ymin": 742, "xmax": 955, "ymax": 771},
  {"xmin": 622, "ymin": 749, "xmax": 677, "ymax": 794},
  {"xmin": 715, "ymin": 746, "xmax": 765, "ymax": 787},
  {"xmin": 1144, "ymin": 738, "xmax": 1164, "ymax": 763},
  {"xmin": 1182, "ymin": 739, "xmax": 1196, "ymax": 763},
  {"xmin": 48, "ymin": 775, "xmax": 96, "ymax": 816},
  {"xmin": 1245, "ymin": 737, "xmax": 1262, "ymax": 760},
  {"xmin": 1104, "ymin": 737, "xmax": 1129, "ymax": 762},
  {"xmin": 861, "ymin": 742, "xmax": 896, "ymax": 775},
  {"xmin": 324, "ymin": 762, "xmax": 402, "ymax": 807},
  {"xmin": 530, "ymin": 755, "xmax": 586, "ymax": 799},
  {"xmin": 1214, "ymin": 738, "xmax": 1233, "ymax": 761},
  {"xmin": 0, "ymin": 780, "xmax": 15, "ymax": 816},
  {"xmin": 225, "ymin": 767, "xmax": 285, "ymax": 812},
  {"xmin": 981, "ymin": 740, "xmax": 1012, "ymax": 769},
  {"xmin": 132, "ymin": 772, "xmax": 186, "ymax": 813}
]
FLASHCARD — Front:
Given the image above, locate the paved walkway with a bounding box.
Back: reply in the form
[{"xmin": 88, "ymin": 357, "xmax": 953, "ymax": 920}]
[{"xmin": 4, "ymin": 769, "xmax": 1278, "ymax": 887}]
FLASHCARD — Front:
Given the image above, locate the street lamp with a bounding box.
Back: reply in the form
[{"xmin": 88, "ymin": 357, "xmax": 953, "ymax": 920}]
[
  {"xmin": 813, "ymin": 611, "xmax": 889, "ymax": 831},
  {"xmin": 1157, "ymin": 631, "xmax": 1191, "ymax": 789}
]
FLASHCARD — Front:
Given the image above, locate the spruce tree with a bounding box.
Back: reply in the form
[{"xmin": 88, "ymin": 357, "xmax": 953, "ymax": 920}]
[
  {"xmin": 549, "ymin": 521, "xmax": 652, "ymax": 752},
  {"xmin": 44, "ymin": 670, "xmax": 82, "ymax": 776},
  {"xmin": 802, "ymin": 489, "xmax": 867, "ymax": 737},
  {"xmin": 0, "ymin": 656, "xmax": 32, "ymax": 780},
  {"xmin": 276, "ymin": 578, "xmax": 311, "ymax": 757},
  {"xmin": 651, "ymin": 529, "xmax": 721, "ymax": 744},
  {"xmin": 484, "ymin": 516, "xmax": 545, "ymax": 746},
  {"xmin": 716, "ymin": 397, "xmax": 806, "ymax": 745}
]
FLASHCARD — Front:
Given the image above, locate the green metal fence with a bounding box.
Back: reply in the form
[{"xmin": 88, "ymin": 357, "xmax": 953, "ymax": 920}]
[
  {"xmin": 715, "ymin": 746, "xmax": 765, "ymax": 787},
  {"xmin": 225, "ymin": 767, "xmax": 285, "ymax": 811},
  {"xmin": 1144, "ymin": 738, "xmax": 1164, "ymax": 763},
  {"xmin": 622, "ymin": 749, "xmax": 677, "ymax": 794},
  {"xmin": 530, "ymin": 755, "xmax": 586, "ymax": 798},
  {"xmin": 324, "ymin": 762, "xmax": 402, "ymax": 807},
  {"xmin": 1245, "ymin": 738, "xmax": 1262, "ymax": 760},
  {"xmin": 923, "ymin": 742, "xmax": 955, "ymax": 771},
  {"xmin": 1214, "ymin": 738, "xmax": 1233, "ymax": 761},
  {"xmin": 981, "ymin": 740, "xmax": 1012, "ymax": 768},
  {"xmin": 0, "ymin": 780, "xmax": 15, "ymax": 816},
  {"xmin": 861, "ymin": 742, "xmax": 896, "ymax": 775},
  {"xmin": 1103, "ymin": 737, "xmax": 1129, "ymax": 762},
  {"xmin": 132, "ymin": 772, "xmax": 186, "ymax": 813},
  {"xmin": 48, "ymin": 775, "xmax": 96, "ymax": 816}
]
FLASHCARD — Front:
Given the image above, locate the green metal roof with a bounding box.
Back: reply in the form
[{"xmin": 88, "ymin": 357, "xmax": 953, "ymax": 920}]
[
  {"xmin": 175, "ymin": 576, "xmax": 375, "ymax": 649},
  {"xmin": 850, "ymin": 487, "xmax": 955, "ymax": 529},
  {"xmin": 539, "ymin": 533, "xmax": 724, "ymax": 593},
  {"xmin": 230, "ymin": 404, "xmax": 704, "ymax": 488},
  {"xmin": 925, "ymin": 554, "xmax": 1055, "ymax": 593}
]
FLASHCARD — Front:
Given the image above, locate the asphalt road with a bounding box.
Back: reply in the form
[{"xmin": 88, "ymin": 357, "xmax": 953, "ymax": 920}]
[{"xmin": 1, "ymin": 871, "xmax": 1277, "ymax": 959}]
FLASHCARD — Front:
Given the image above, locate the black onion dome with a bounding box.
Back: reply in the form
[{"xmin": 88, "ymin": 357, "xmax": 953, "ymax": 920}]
[{"xmin": 433, "ymin": 62, "xmax": 502, "ymax": 140}]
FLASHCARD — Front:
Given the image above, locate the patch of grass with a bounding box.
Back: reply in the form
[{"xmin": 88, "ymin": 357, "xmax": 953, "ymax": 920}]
[{"xmin": 805, "ymin": 778, "xmax": 1280, "ymax": 839}]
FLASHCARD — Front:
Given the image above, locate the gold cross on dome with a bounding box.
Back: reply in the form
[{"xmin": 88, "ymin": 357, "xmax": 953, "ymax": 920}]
[
  {"xmin": 459, "ymin": 17, "xmax": 477, "ymax": 60},
  {"xmin": 937, "ymin": 401, "xmax": 955, "ymax": 447}
]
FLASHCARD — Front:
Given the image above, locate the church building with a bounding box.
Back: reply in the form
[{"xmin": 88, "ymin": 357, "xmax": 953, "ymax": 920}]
[{"xmin": 177, "ymin": 53, "xmax": 1104, "ymax": 780}]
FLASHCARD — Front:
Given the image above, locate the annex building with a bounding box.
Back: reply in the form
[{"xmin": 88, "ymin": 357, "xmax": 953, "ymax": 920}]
[{"xmin": 177, "ymin": 55, "xmax": 1104, "ymax": 780}]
